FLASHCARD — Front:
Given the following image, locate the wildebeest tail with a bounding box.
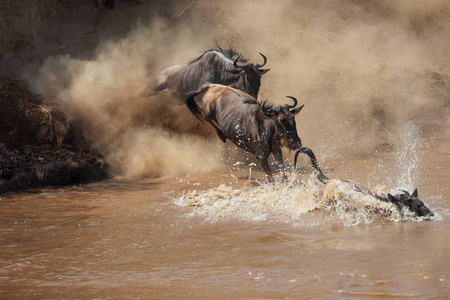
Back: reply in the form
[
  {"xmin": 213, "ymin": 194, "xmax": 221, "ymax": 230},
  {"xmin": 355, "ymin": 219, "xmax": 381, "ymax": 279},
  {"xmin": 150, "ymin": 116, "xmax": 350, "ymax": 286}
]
[{"xmin": 185, "ymin": 90, "xmax": 205, "ymax": 123}]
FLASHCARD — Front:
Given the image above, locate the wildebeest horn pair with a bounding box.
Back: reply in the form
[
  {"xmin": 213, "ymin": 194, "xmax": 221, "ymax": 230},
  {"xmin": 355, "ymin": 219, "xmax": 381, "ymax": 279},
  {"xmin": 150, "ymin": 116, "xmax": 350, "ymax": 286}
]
[
  {"xmin": 233, "ymin": 53, "xmax": 267, "ymax": 69},
  {"xmin": 261, "ymin": 96, "xmax": 298, "ymax": 114}
]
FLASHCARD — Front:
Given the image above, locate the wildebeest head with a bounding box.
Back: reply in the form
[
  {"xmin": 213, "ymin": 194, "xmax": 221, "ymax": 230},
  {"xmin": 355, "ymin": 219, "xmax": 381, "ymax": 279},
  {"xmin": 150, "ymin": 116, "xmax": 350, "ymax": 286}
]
[
  {"xmin": 387, "ymin": 188, "xmax": 434, "ymax": 217},
  {"xmin": 225, "ymin": 53, "xmax": 270, "ymax": 99},
  {"xmin": 261, "ymin": 96, "xmax": 304, "ymax": 150}
]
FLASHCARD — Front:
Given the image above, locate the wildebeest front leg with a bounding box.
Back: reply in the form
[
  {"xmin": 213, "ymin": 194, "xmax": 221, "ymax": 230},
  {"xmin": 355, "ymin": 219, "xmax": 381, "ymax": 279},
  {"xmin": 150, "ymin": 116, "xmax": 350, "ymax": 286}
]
[
  {"xmin": 274, "ymin": 149, "xmax": 284, "ymax": 172},
  {"xmin": 258, "ymin": 156, "xmax": 274, "ymax": 182},
  {"xmin": 274, "ymin": 149, "xmax": 288, "ymax": 181}
]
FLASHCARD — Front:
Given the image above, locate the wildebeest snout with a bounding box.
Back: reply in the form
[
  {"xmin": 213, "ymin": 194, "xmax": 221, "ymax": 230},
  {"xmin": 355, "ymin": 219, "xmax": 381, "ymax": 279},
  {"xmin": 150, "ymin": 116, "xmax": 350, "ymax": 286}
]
[
  {"xmin": 288, "ymin": 136, "xmax": 302, "ymax": 150},
  {"xmin": 408, "ymin": 199, "xmax": 434, "ymax": 217}
]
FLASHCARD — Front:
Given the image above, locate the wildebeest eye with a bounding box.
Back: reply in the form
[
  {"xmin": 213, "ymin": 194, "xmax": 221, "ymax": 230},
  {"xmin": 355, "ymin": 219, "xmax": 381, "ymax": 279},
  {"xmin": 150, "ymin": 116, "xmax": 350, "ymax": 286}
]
[{"xmin": 404, "ymin": 199, "xmax": 412, "ymax": 206}]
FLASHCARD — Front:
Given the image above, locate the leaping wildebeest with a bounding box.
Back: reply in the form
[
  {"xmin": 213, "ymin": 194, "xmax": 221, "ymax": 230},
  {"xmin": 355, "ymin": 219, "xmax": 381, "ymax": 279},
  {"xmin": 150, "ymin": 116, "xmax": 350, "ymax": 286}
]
[
  {"xmin": 147, "ymin": 47, "xmax": 270, "ymax": 101},
  {"xmin": 186, "ymin": 83, "xmax": 304, "ymax": 182}
]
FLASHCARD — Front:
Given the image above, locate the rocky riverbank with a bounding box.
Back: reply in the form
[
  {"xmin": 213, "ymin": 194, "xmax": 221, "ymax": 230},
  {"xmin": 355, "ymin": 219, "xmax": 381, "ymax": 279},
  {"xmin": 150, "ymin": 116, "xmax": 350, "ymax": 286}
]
[{"xmin": 0, "ymin": 76, "xmax": 109, "ymax": 194}]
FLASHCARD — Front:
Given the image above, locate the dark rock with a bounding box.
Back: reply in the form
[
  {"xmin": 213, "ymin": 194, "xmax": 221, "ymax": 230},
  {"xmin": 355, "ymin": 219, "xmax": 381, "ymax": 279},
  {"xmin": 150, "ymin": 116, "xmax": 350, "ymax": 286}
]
[{"xmin": 0, "ymin": 76, "xmax": 109, "ymax": 194}]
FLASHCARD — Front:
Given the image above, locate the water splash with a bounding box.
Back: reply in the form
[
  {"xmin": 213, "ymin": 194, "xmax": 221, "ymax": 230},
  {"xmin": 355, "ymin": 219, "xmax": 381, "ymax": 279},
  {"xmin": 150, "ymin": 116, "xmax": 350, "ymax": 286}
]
[
  {"xmin": 175, "ymin": 175, "xmax": 402, "ymax": 227},
  {"xmin": 394, "ymin": 123, "xmax": 422, "ymax": 192},
  {"xmin": 175, "ymin": 123, "xmax": 438, "ymax": 226}
]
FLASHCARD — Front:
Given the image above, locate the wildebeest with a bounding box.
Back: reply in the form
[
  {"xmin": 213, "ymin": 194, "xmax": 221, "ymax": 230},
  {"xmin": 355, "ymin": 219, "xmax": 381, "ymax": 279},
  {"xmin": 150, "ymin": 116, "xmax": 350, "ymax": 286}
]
[
  {"xmin": 148, "ymin": 47, "xmax": 270, "ymax": 100},
  {"xmin": 295, "ymin": 147, "xmax": 434, "ymax": 218},
  {"xmin": 386, "ymin": 189, "xmax": 433, "ymax": 217},
  {"xmin": 186, "ymin": 83, "xmax": 304, "ymax": 182}
]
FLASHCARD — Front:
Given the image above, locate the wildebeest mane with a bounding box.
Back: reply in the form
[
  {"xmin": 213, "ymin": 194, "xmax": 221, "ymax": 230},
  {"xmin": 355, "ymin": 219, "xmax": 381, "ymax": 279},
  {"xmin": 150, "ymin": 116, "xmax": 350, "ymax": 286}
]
[
  {"xmin": 185, "ymin": 47, "xmax": 250, "ymax": 85},
  {"xmin": 245, "ymin": 98, "xmax": 275, "ymax": 109},
  {"xmin": 242, "ymin": 98, "xmax": 260, "ymax": 106},
  {"xmin": 189, "ymin": 46, "xmax": 249, "ymax": 64}
]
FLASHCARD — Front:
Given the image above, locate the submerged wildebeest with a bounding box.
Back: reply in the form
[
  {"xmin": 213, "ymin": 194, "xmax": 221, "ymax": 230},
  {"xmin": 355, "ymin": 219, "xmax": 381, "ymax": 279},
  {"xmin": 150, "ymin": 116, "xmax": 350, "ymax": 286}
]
[
  {"xmin": 148, "ymin": 47, "xmax": 270, "ymax": 100},
  {"xmin": 186, "ymin": 83, "xmax": 304, "ymax": 182},
  {"xmin": 295, "ymin": 147, "xmax": 434, "ymax": 218}
]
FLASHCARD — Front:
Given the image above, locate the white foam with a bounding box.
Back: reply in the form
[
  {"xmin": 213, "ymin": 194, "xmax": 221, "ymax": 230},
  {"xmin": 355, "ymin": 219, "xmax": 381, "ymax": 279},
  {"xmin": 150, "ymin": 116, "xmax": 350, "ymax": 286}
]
[{"xmin": 175, "ymin": 175, "xmax": 406, "ymax": 226}]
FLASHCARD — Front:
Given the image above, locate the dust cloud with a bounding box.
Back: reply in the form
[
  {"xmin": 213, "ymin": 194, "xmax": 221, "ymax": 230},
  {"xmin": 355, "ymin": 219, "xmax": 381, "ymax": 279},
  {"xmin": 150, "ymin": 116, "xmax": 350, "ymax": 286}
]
[
  {"xmin": 218, "ymin": 0, "xmax": 450, "ymax": 153},
  {"xmin": 29, "ymin": 22, "xmax": 228, "ymax": 178},
  {"xmin": 29, "ymin": 0, "xmax": 450, "ymax": 178}
]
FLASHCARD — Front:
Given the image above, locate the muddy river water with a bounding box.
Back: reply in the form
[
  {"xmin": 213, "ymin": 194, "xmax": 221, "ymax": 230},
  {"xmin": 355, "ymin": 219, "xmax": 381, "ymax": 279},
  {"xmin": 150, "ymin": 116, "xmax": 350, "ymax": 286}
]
[{"xmin": 1, "ymin": 136, "xmax": 449, "ymax": 299}]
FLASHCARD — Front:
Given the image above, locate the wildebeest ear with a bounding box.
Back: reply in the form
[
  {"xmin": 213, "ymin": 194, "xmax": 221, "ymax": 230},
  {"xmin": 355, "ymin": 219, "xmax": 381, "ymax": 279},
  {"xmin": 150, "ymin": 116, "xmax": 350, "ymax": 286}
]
[
  {"xmin": 291, "ymin": 104, "xmax": 305, "ymax": 115},
  {"xmin": 387, "ymin": 193, "xmax": 398, "ymax": 204},
  {"xmin": 259, "ymin": 68, "xmax": 270, "ymax": 75},
  {"xmin": 224, "ymin": 69, "xmax": 243, "ymax": 76},
  {"xmin": 411, "ymin": 188, "xmax": 418, "ymax": 198}
]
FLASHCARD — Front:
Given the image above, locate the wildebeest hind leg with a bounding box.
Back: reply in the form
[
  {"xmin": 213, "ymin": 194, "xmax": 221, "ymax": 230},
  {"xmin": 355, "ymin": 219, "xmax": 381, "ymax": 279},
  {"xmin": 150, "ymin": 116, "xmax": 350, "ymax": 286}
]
[
  {"xmin": 143, "ymin": 76, "xmax": 167, "ymax": 97},
  {"xmin": 149, "ymin": 74, "xmax": 169, "ymax": 96}
]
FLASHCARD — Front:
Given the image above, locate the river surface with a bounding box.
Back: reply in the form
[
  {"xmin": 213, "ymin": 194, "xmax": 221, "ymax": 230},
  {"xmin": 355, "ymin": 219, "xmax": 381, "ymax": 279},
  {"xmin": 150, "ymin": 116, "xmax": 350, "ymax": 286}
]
[{"xmin": 1, "ymin": 136, "xmax": 449, "ymax": 299}]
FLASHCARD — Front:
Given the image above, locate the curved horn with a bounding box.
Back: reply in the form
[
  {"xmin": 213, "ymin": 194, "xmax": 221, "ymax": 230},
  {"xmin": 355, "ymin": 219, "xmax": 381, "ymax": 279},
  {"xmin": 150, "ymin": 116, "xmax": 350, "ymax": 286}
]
[
  {"xmin": 285, "ymin": 96, "xmax": 298, "ymax": 109},
  {"xmin": 233, "ymin": 53, "xmax": 247, "ymax": 69},
  {"xmin": 400, "ymin": 190, "xmax": 410, "ymax": 196},
  {"xmin": 255, "ymin": 53, "xmax": 267, "ymax": 68},
  {"xmin": 261, "ymin": 100, "xmax": 280, "ymax": 115},
  {"xmin": 261, "ymin": 99, "xmax": 269, "ymax": 112}
]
